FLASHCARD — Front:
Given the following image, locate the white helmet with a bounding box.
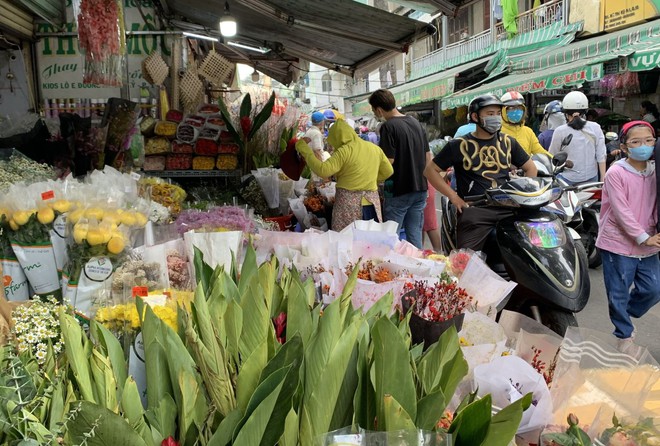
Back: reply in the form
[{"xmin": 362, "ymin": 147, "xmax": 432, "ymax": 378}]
[
  {"xmin": 562, "ymin": 91, "xmax": 589, "ymax": 111},
  {"xmin": 501, "ymin": 91, "xmax": 525, "ymax": 107}
]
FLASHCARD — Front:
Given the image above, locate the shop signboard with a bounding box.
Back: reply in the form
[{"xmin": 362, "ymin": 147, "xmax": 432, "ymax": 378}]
[
  {"xmin": 625, "ymin": 44, "xmax": 660, "ymax": 71},
  {"xmin": 442, "ymin": 63, "xmax": 603, "ymax": 110},
  {"xmin": 36, "ymin": 0, "xmax": 170, "ymax": 101},
  {"xmin": 352, "ymin": 100, "xmax": 371, "ymax": 117},
  {"xmin": 601, "ymin": 0, "xmax": 660, "ymax": 32}
]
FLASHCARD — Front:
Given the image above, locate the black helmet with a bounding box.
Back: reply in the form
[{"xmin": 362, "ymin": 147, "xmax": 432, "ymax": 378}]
[{"xmin": 468, "ymin": 94, "xmax": 504, "ymax": 123}]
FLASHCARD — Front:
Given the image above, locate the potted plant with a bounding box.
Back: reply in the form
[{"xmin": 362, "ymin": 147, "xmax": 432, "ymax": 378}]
[{"xmin": 402, "ymin": 278, "xmax": 472, "ymax": 349}]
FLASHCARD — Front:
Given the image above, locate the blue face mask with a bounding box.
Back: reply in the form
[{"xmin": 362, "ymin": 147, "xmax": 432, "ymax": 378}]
[
  {"xmin": 507, "ymin": 109, "xmax": 524, "ymax": 124},
  {"xmin": 628, "ymin": 145, "xmax": 655, "ymax": 161}
]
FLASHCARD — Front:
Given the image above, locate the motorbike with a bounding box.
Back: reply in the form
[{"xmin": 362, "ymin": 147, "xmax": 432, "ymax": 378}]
[
  {"xmin": 439, "ymin": 145, "xmax": 590, "ymax": 335},
  {"xmin": 534, "ymin": 154, "xmax": 603, "ymax": 268}
]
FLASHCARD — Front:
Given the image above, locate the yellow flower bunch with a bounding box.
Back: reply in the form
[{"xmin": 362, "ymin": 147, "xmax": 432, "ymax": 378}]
[{"xmin": 95, "ymin": 300, "xmax": 178, "ymax": 333}]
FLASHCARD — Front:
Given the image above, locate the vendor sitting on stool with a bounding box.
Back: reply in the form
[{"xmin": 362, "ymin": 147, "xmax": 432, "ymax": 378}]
[{"xmin": 296, "ymin": 119, "xmax": 393, "ymax": 232}]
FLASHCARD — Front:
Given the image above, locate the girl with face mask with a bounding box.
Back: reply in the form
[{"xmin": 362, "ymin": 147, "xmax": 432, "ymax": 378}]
[{"xmin": 595, "ymin": 120, "xmax": 660, "ymax": 357}]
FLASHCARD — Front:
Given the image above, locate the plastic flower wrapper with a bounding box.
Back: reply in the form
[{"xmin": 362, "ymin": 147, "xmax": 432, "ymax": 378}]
[
  {"xmin": 0, "ymin": 149, "xmax": 55, "ymax": 193},
  {"xmin": 447, "ymin": 248, "xmax": 483, "ymax": 277},
  {"xmin": 252, "ymin": 168, "xmax": 280, "ymax": 209},
  {"xmin": 458, "ymin": 310, "xmax": 509, "ymax": 372},
  {"xmin": 139, "ymin": 177, "xmax": 186, "ymax": 219},
  {"xmin": 142, "ymin": 237, "xmax": 192, "ymax": 291},
  {"xmin": 315, "ymin": 426, "xmax": 450, "ymax": 446},
  {"xmin": 473, "ymin": 354, "xmax": 553, "ymax": 434},
  {"xmin": 546, "ymin": 327, "xmax": 660, "ymax": 440},
  {"xmin": 184, "ymin": 230, "xmax": 243, "ymax": 280},
  {"xmin": 457, "ymin": 254, "xmax": 517, "ymax": 314},
  {"xmin": 3, "ymin": 181, "xmax": 64, "ymax": 299},
  {"xmin": 175, "ymin": 206, "xmax": 257, "ymax": 235},
  {"xmin": 0, "ymin": 214, "xmax": 29, "ymax": 301},
  {"xmin": 74, "ymin": 0, "xmax": 126, "ymax": 86}
]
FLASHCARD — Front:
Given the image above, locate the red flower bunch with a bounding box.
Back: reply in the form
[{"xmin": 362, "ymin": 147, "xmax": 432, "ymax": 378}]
[
  {"xmin": 405, "ymin": 280, "xmax": 472, "ymax": 322},
  {"xmin": 162, "ymin": 437, "xmax": 180, "ymax": 446},
  {"xmin": 273, "ymin": 312, "xmax": 287, "ymax": 344},
  {"xmin": 240, "ymin": 116, "xmax": 252, "ymax": 137},
  {"xmin": 449, "ymin": 250, "xmax": 473, "ymax": 277}
]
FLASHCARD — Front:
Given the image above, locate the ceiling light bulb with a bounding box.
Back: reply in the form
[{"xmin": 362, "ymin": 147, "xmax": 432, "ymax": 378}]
[
  {"xmin": 220, "ymin": 1, "xmax": 237, "ymax": 37},
  {"xmin": 251, "ymin": 69, "xmax": 259, "ymax": 82}
]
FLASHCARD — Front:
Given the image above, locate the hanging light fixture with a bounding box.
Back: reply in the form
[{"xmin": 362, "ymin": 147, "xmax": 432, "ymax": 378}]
[
  {"xmin": 251, "ymin": 67, "xmax": 260, "ymax": 82},
  {"xmin": 219, "ymin": 1, "xmax": 237, "ymax": 37}
]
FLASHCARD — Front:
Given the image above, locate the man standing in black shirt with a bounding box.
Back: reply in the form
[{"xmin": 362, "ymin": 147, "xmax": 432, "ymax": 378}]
[
  {"xmin": 369, "ymin": 89, "xmax": 429, "ymax": 249},
  {"xmin": 424, "ymin": 94, "xmax": 537, "ymax": 251}
]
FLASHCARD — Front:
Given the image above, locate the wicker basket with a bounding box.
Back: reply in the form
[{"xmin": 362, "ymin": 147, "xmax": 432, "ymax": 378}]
[
  {"xmin": 142, "ymin": 52, "xmax": 169, "ymax": 86},
  {"xmin": 180, "ymin": 66, "xmax": 204, "ymax": 113},
  {"xmin": 199, "ymin": 49, "xmax": 233, "ymax": 85}
]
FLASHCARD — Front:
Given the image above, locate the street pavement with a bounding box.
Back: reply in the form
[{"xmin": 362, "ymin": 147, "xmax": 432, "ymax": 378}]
[
  {"xmin": 578, "ymin": 267, "xmax": 660, "ymax": 361},
  {"xmin": 429, "ymin": 197, "xmax": 660, "ymax": 361}
]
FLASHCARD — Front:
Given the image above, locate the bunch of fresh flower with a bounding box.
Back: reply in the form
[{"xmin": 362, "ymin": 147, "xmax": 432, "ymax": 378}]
[
  {"xmin": 139, "ymin": 177, "xmax": 186, "ymax": 219},
  {"xmin": 111, "ymin": 258, "xmax": 162, "ymax": 297},
  {"xmin": 174, "ymin": 206, "xmax": 256, "ymax": 234},
  {"xmin": 0, "ymin": 150, "xmax": 55, "ymax": 192},
  {"xmin": 404, "ymin": 279, "xmax": 472, "ymax": 322},
  {"xmin": 94, "ymin": 298, "xmax": 177, "ymax": 335},
  {"xmin": 12, "ymin": 296, "xmax": 66, "ymax": 365},
  {"xmin": 167, "ymin": 250, "xmax": 191, "ymax": 290}
]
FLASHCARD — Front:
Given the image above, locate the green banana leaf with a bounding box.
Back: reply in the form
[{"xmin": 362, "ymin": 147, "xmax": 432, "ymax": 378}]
[
  {"xmin": 66, "ymin": 401, "xmax": 148, "ymax": 446},
  {"xmin": 448, "ymin": 395, "xmax": 493, "ymax": 446},
  {"xmin": 285, "ymin": 280, "xmax": 313, "ymax": 346},
  {"xmin": 329, "ymin": 342, "xmax": 359, "ymax": 430},
  {"xmin": 240, "ymin": 94, "xmax": 252, "ymax": 119},
  {"xmin": 416, "ymin": 326, "xmax": 468, "ymax": 401},
  {"xmin": 144, "ymin": 395, "xmax": 177, "ymax": 443},
  {"xmin": 208, "ymin": 409, "xmax": 243, "ymax": 446},
  {"xmin": 239, "ymin": 280, "xmax": 271, "ymax": 361},
  {"xmin": 416, "ymin": 390, "xmax": 447, "ymax": 430},
  {"xmin": 224, "ymin": 300, "xmax": 244, "ymax": 364},
  {"xmin": 300, "ymin": 314, "xmax": 361, "ymax": 443},
  {"xmin": 92, "ymin": 322, "xmax": 127, "ymax": 397},
  {"xmin": 238, "ymin": 245, "xmax": 258, "ymax": 298},
  {"xmin": 217, "ymin": 97, "xmax": 244, "ymax": 150},
  {"xmin": 140, "ymin": 298, "xmax": 174, "ymax": 413},
  {"xmin": 236, "ymin": 340, "xmax": 268, "ymax": 411},
  {"xmin": 481, "ymin": 393, "xmax": 532, "ymax": 446},
  {"xmin": 121, "ymin": 377, "xmax": 153, "ymax": 446},
  {"xmin": 383, "ymin": 395, "xmax": 417, "ymax": 431},
  {"xmin": 280, "ymin": 409, "xmax": 299, "ymax": 446},
  {"xmin": 89, "ymin": 349, "xmax": 118, "ymax": 411},
  {"xmin": 371, "ymin": 317, "xmax": 418, "ymax": 428},
  {"xmin": 59, "ymin": 310, "xmax": 96, "ymax": 404},
  {"xmin": 353, "ymin": 320, "xmax": 376, "ymax": 430},
  {"xmin": 193, "ymin": 247, "xmax": 214, "ymax": 294},
  {"xmin": 233, "ymin": 364, "xmax": 299, "ymax": 445},
  {"xmin": 248, "ymin": 92, "xmax": 276, "ymax": 141}
]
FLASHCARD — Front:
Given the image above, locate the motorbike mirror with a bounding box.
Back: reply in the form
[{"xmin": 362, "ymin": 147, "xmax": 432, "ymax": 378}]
[
  {"xmin": 553, "ymin": 152, "xmax": 569, "ymax": 166},
  {"xmin": 561, "ymin": 134, "xmax": 573, "ymax": 147}
]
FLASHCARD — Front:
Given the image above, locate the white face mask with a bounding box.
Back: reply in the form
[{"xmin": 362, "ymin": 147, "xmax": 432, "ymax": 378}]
[{"xmin": 547, "ymin": 113, "xmax": 566, "ymax": 130}]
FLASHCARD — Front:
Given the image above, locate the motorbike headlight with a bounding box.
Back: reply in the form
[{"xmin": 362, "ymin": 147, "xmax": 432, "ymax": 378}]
[{"xmin": 515, "ymin": 220, "xmax": 566, "ymax": 248}]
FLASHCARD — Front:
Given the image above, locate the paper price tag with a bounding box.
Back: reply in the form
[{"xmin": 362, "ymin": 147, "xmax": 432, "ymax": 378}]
[
  {"xmin": 41, "ymin": 190, "xmax": 55, "ymax": 200},
  {"xmin": 132, "ymin": 286, "xmax": 149, "ymax": 298},
  {"xmin": 130, "ymin": 172, "xmax": 141, "ymax": 181}
]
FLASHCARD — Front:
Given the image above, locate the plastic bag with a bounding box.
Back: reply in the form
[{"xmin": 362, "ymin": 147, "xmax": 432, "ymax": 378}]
[
  {"xmin": 474, "ymin": 355, "xmax": 553, "ymax": 433},
  {"xmin": 253, "ymin": 168, "xmax": 280, "ymax": 209},
  {"xmin": 548, "ymin": 327, "xmax": 660, "ymax": 429},
  {"xmin": 183, "ymin": 231, "xmax": 243, "ymax": 279},
  {"xmin": 458, "ymin": 255, "xmax": 516, "ymax": 313},
  {"xmin": 459, "ymin": 311, "xmax": 508, "ymax": 371},
  {"xmin": 316, "ymin": 427, "xmax": 451, "ymax": 446}
]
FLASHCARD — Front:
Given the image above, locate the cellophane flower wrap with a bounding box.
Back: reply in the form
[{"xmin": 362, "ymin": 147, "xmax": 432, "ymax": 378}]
[
  {"xmin": 0, "ymin": 216, "xmax": 29, "ymax": 301},
  {"xmin": 75, "ymin": 0, "xmax": 126, "ymax": 86},
  {"xmin": 62, "ymin": 168, "xmax": 149, "ymax": 319},
  {"xmin": 404, "ymin": 277, "xmax": 472, "ymax": 323},
  {"xmin": 3, "ymin": 181, "xmax": 69, "ymax": 299}
]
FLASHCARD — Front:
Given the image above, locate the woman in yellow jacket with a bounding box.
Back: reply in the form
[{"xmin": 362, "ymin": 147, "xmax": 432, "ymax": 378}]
[
  {"xmin": 500, "ymin": 91, "xmax": 552, "ymax": 158},
  {"xmin": 296, "ymin": 119, "xmax": 394, "ymax": 231}
]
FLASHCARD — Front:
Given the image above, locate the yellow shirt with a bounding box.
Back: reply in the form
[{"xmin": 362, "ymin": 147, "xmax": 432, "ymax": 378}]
[
  {"xmin": 501, "ymin": 121, "xmax": 552, "ymax": 158},
  {"xmin": 296, "ymin": 120, "xmax": 393, "ymax": 192}
]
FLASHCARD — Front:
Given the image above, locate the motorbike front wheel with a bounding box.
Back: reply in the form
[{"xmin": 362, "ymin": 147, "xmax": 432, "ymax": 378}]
[
  {"xmin": 584, "ymin": 231, "xmax": 602, "ymax": 268},
  {"xmin": 523, "ymin": 303, "xmax": 578, "ymax": 337}
]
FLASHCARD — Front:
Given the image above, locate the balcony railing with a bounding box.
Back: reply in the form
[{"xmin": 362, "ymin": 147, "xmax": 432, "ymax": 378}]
[
  {"xmin": 494, "ymin": 0, "xmax": 565, "ymax": 38},
  {"xmin": 409, "ymin": 0, "xmax": 567, "ymax": 80}
]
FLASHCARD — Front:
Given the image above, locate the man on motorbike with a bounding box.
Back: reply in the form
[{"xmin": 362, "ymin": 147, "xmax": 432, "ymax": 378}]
[
  {"xmin": 538, "ymin": 100, "xmax": 566, "ymax": 151},
  {"xmin": 424, "ymin": 94, "xmax": 538, "ymax": 251},
  {"xmin": 500, "ymin": 91, "xmax": 552, "ymax": 158}
]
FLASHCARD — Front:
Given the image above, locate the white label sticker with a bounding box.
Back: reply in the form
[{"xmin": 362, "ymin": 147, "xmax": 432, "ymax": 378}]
[
  {"xmin": 130, "ymin": 172, "xmax": 141, "ymax": 181},
  {"xmin": 10, "ymin": 243, "xmax": 60, "ymax": 294},
  {"xmin": 52, "ymin": 214, "xmax": 67, "ymax": 238},
  {"xmin": 84, "ymin": 257, "xmax": 113, "ymax": 282},
  {"xmin": 1, "ymin": 259, "xmax": 30, "ymax": 301}
]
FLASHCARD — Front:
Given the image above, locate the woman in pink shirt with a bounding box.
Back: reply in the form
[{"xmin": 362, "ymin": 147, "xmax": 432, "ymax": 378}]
[{"xmin": 596, "ymin": 120, "xmax": 660, "ymax": 357}]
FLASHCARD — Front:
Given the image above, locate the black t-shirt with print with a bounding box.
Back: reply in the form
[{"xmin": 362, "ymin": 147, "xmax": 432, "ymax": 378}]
[
  {"xmin": 433, "ymin": 132, "xmax": 530, "ymax": 198},
  {"xmin": 379, "ymin": 115, "xmax": 429, "ymax": 196}
]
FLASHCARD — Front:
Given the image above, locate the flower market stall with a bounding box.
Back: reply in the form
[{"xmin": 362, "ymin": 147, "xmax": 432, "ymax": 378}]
[{"xmin": 0, "ymin": 158, "xmax": 658, "ymax": 446}]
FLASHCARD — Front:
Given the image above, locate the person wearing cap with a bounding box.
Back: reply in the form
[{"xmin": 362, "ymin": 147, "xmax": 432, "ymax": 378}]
[
  {"xmin": 596, "ymin": 120, "xmax": 660, "ymax": 357},
  {"xmin": 549, "ymin": 91, "xmax": 607, "ymax": 184},
  {"xmin": 500, "ymin": 91, "xmax": 552, "ymax": 157},
  {"xmin": 305, "ymin": 111, "xmax": 329, "ymax": 162},
  {"xmin": 538, "ymin": 100, "xmax": 566, "ymax": 151},
  {"xmin": 424, "ymin": 94, "xmax": 537, "ymax": 251},
  {"xmin": 605, "ymin": 131, "xmax": 622, "ymax": 168},
  {"xmin": 296, "ymin": 119, "xmax": 393, "ymax": 231}
]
